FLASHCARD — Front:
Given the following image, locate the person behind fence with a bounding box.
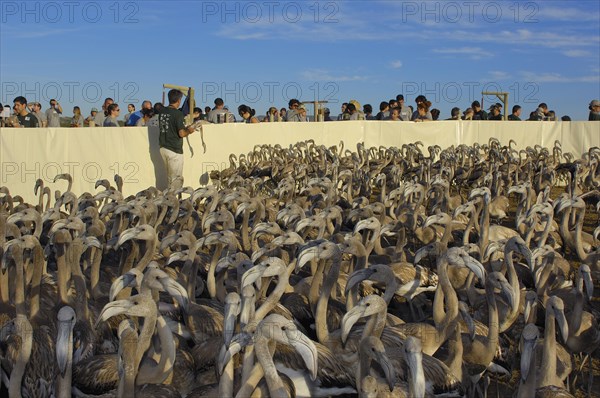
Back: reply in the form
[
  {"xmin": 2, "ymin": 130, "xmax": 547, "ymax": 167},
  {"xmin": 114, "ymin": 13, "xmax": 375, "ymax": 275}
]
[
  {"xmin": 94, "ymin": 98, "xmax": 113, "ymax": 127},
  {"xmin": 385, "ymin": 107, "xmax": 402, "ymax": 121},
  {"xmin": 508, "ymin": 105, "xmax": 522, "ymax": 120},
  {"xmin": 10, "ymin": 96, "xmax": 39, "ymax": 127},
  {"xmin": 488, "ymin": 104, "xmax": 502, "ymax": 120},
  {"xmin": 283, "ymin": 99, "xmax": 300, "ymax": 122},
  {"xmin": 288, "ymin": 104, "xmax": 309, "ymax": 122},
  {"xmin": 71, "ymin": 106, "xmax": 84, "ymax": 127},
  {"xmin": 32, "ymin": 102, "xmax": 47, "ymax": 127},
  {"xmin": 238, "ymin": 105, "xmax": 259, "ymax": 123},
  {"xmin": 337, "ymin": 103, "xmax": 348, "ymax": 121},
  {"xmin": 412, "ymin": 96, "xmax": 433, "ymax": 121},
  {"xmin": 376, "ymin": 101, "xmax": 390, "ymax": 120},
  {"xmin": 265, "ymin": 106, "xmax": 278, "ymax": 122},
  {"xmin": 193, "ymin": 107, "xmax": 203, "ymax": 122},
  {"xmin": 208, "ymin": 97, "xmax": 232, "ymax": 123},
  {"xmin": 103, "ymin": 104, "xmax": 121, "ymax": 127},
  {"xmin": 159, "ymin": 89, "xmax": 198, "ymax": 190},
  {"xmin": 413, "ymin": 101, "xmax": 433, "ymax": 122},
  {"xmin": 589, "ymin": 100, "xmax": 600, "ymax": 121},
  {"xmin": 363, "ymin": 104, "xmax": 374, "ymax": 120},
  {"xmin": 534, "ymin": 103, "xmax": 548, "ymax": 120},
  {"xmin": 136, "ymin": 108, "xmax": 155, "ymax": 126},
  {"xmin": 148, "ymin": 103, "xmax": 163, "ymax": 127},
  {"xmin": 471, "ymin": 101, "xmax": 487, "ymax": 120},
  {"xmin": 349, "ymin": 100, "xmax": 364, "ymax": 120},
  {"xmin": 124, "ymin": 104, "xmax": 135, "ymax": 125},
  {"xmin": 463, "ymin": 108, "xmax": 474, "ymax": 120},
  {"xmin": 127, "ymin": 100, "xmax": 153, "ymax": 126},
  {"xmin": 46, "ymin": 99, "xmax": 63, "ymax": 127},
  {"xmin": 397, "ymin": 95, "xmax": 412, "ymax": 121},
  {"xmin": 344, "ymin": 101, "xmax": 363, "ymax": 120},
  {"xmin": 446, "ymin": 107, "xmax": 461, "ymax": 120},
  {"xmin": 495, "ymin": 102, "xmax": 503, "ymax": 116},
  {"xmin": 85, "ymin": 108, "xmax": 99, "ymax": 126}
]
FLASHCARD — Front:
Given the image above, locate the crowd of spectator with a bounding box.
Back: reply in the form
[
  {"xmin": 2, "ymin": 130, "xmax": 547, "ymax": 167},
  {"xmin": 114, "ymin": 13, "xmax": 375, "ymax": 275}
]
[{"xmin": 1, "ymin": 94, "xmax": 599, "ymax": 128}]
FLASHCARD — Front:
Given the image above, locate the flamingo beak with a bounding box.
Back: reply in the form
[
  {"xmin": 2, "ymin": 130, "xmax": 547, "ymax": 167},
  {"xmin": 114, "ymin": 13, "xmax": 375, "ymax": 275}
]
[
  {"xmin": 56, "ymin": 320, "xmax": 73, "ymax": 378},
  {"xmin": 288, "ymin": 331, "xmax": 319, "ymax": 381}
]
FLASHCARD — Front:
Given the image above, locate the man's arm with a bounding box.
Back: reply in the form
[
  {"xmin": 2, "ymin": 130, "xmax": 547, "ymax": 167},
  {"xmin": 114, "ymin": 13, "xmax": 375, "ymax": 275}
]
[{"xmin": 178, "ymin": 125, "xmax": 195, "ymax": 138}]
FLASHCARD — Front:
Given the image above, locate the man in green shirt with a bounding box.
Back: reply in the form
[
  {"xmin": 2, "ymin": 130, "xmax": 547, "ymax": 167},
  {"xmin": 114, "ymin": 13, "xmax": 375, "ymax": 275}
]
[
  {"xmin": 508, "ymin": 105, "xmax": 522, "ymax": 120},
  {"xmin": 471, "ymin": 101, "xmax": 488, "ymax": 120},
  {"xmin": 10, "ymin": 96, "xmax": 39, "ymax": 127},
  {"xmin": 158, "ymin": 89, "xmax": 197, "ymax": 190}
]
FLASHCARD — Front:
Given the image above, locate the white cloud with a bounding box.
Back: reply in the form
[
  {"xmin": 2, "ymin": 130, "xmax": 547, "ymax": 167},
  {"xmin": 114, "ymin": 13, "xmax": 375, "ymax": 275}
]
[
  {"xmin": 519, "ymin": 71, "xmax": 600, "ymax": 83},
  {"xmin": 563, "ymin": 50, "xmax": 592, "ymax": 58},
  {"xmin": 433, "ymin": 47, "xmax": 493, "ymax": 60},
  {"xmin": 213, "ymin": 6, "xmax": 385, "ymax": 42},
  {"xmin": 2, "ymin": 26, "xmax": 84, "ymax": 39},
  {"xmin": 487, "ymin": 71, "xmax": 510, "ymax": 81},
  {"xmin": 300, "ymin": 69, "xmax": 368, "ymax": 82},
  {"xmin": 390, "ymin": 60, "xmax": 403, "ymax": 69},
  {"xmin": 537, "ymin": 6, "xmax": 600, "ymax": 22},
  {"xmin": 447, "ymin": 28, "xmax": 599, "ymax": 50}
]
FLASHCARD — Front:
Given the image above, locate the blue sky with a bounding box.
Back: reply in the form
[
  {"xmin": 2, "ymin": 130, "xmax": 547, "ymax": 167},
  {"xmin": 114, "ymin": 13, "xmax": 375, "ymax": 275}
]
[{"xmin": 1, "ymin": 0, "xmax": 599, "ymax": 120}]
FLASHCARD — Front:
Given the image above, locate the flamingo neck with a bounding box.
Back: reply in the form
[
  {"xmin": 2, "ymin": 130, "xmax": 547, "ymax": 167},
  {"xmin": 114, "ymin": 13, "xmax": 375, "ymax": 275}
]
[
  {"xmin": 255, "ymin": 270, "xmax": 288, "ymax": 322},
  {"xmin": 484, "ymin": 282, "xmax": 499, "ymax": 362},
  {"xmin": 436, "ymin": 258, "xmax": 458, "ymax": 336},
  {"xmin": 137, "ymin": 315, "xmax": 176, "ymax": 384},
  {"xmin": 573, "ymin": 208, "xmax": 589, "ymax": 262},
  {"xmin": 207, "ymin": 244, "xmax": 225, "ymax": 300},
  {"xmin": 316, "ymin": 258, "xmax": 340, "ymax": 345},
  {"xmin": 135, "ymin": 305, "xmax": 158, "ymax": 373},
  {"xmin": 539, "ymin": 312, "xmax": 558, "ymax": 387},
  {"xmin": 29, "ymin": 245, "xmax": 44, "ymax": 320},
  {"xmin": 255, "ymin": 337, "xmax": 287, "ymax": 398},
  {"xmin": 500, "ymin": 251, "xmax": 520, "ymax": 332}
]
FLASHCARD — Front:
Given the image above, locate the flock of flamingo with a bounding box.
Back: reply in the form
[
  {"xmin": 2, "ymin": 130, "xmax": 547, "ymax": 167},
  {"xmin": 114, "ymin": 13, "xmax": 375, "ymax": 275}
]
[{"xmin": 0, "ymin": 139, "xmax": 599, "ymax": 397}]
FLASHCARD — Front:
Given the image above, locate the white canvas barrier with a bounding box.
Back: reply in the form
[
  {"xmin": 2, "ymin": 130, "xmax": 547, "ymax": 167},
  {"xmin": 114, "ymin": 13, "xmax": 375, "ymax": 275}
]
[{"xmin": 1, "ymin": 121, "xmax": 598, "ymax": 203}]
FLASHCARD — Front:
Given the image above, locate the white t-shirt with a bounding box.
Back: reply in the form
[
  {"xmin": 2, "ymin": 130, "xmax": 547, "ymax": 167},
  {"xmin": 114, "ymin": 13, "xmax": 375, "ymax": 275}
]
[{"xmin": 45, "ymin": 107, "xmax": 61, "ymax": 127}]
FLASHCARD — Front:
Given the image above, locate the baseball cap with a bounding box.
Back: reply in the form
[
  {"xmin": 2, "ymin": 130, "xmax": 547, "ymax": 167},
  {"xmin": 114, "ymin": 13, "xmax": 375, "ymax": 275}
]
[
  {"xmin": 91, "ymin": 107, "xmax": 98, "ymax": 112},
  {"xmin": 590, "ymin": 100, "xmax": 600, "ymax": 107}
]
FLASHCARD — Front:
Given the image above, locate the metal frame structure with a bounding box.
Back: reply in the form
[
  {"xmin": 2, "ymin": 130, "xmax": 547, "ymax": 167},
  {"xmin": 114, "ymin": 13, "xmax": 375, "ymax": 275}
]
[{"xmin": 482, "ymin": 91, "xmax": 509, "ymax": 121}]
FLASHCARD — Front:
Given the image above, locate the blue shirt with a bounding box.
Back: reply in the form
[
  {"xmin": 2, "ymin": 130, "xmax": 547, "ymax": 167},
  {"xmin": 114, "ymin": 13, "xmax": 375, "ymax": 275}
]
[{"xmin": 126, "ymin": 110, "xmax": 143, "ymax": 126}]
